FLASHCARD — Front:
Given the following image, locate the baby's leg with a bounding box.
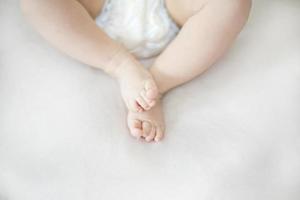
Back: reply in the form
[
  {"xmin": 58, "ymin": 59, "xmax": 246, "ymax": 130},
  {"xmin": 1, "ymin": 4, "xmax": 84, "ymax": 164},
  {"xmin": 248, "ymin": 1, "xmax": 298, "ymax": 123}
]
[
  {"xmin": 151, "ymin": 0, "xmax": 252, "ymax": 94},
  {"xmin": 21, "ymin": 0, "xmax": 159, "ymax": 112}
]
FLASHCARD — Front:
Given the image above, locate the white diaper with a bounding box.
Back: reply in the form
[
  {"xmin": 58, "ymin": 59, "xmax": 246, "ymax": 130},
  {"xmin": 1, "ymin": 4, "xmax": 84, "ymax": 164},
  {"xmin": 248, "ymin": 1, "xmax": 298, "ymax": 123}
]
[{"xmin": 95, "ymin": 0, "xmax": 179, "ymax": 59}]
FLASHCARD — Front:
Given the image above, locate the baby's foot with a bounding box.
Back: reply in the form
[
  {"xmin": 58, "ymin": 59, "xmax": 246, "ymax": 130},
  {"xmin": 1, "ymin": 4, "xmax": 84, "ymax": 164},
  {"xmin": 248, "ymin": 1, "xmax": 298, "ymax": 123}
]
[
  {"xmin": 115, "ymin": 57, "xmax": 159, "ymax": 112},
  {"xmin": 127, "ymin": 100, "xmax": 165, "ymax": 142}
]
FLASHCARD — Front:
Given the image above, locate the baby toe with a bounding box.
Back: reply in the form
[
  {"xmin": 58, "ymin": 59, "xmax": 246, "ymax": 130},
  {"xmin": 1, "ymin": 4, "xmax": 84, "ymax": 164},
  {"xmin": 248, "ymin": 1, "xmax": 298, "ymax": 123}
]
[
  {"xmin": 136, "ymin": 96, "xmax": 150, "ymax": 111},
  {"xmin": 129, "ymin": 100, "xmax": 143, "ymax": 113},
  {"xmin": 142, "ymin": 121, "xmax": 152, "ymax": 139},
  {"xmin": 146, "ymin": 126, "xmax": 156, "ymax": 142}
]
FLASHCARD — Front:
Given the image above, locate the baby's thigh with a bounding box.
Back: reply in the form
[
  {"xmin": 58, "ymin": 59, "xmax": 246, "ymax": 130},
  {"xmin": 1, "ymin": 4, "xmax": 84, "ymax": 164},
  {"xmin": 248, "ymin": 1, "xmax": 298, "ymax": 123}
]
[
  {"xmin": 165, "ymin": 0, "xmax": 207, "ymax": 26},
  {"xmin": 77, "ymin": 0, "xmax": 105, "ymax": 18}
]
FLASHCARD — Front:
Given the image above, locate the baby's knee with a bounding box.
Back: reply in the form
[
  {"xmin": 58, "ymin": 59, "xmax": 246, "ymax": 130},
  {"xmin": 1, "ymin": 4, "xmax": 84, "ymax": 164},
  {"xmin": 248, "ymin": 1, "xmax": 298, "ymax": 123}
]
[
  {"xmin": 21, "ymin": 0, "xmax": 40, "ymax": 13},
  {"xmin": 21, "ymin": 0, "xmax": 66, "ymax": 16},
  {"xmin": 216, "ymin": 0, "xmax": 252, "ymax": 19},
  {"xmin": 175, "ymin": 0, "xmax": 251, "ymax": 25},
  {"xmin": 20, "ymin": 0, "xmax": 48, "ymax": 19}
]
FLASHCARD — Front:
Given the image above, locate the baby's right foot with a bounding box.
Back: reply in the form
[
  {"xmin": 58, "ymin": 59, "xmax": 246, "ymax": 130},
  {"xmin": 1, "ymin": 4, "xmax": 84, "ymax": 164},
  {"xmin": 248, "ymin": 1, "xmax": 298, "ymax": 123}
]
[
  {"xmin": 127, "ymin": 100, "xmax": 165, "ymax": 142},
  {"xmin": 113, "ymin": 56, "xmax": 160, "ymax": 112}
]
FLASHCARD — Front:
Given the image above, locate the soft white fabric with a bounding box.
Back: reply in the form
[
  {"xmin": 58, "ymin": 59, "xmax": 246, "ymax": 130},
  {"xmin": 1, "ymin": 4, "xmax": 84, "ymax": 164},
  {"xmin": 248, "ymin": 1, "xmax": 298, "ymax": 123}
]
[
  {"xmin": 95, "ymin": 0, "xmax": 179, "ymax": 59},
  {"xmin": 0, "ymin": 0, "xmax": 300, "ymax": 200}
]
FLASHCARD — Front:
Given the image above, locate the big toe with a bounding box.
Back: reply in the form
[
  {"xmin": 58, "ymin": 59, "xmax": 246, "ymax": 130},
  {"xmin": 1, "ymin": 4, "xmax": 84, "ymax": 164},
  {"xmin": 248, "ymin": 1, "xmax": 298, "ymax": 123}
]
[
  {"xmin": 145, "ymin": 125, "xmax": 156, "ymax": 142},
  {"xmin": 142, "ymin": 121, "xmax": 152, "ymax": 139}
]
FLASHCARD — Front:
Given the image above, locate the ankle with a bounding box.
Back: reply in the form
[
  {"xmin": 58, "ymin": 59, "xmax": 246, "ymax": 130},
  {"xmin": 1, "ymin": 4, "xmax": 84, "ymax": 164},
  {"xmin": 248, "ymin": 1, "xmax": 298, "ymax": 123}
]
[
  {"xmin": 113, "ymin": 56, "xmax": 140, "ymax": 80},
  {"xmin": 103, "ymin": 47, "xmax": 133, "ymax": 78}
]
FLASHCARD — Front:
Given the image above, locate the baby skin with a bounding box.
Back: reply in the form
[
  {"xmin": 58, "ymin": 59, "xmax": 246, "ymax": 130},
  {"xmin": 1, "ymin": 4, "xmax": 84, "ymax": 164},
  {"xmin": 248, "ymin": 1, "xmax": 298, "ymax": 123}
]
[{"xmin": 21, "ymin": 0, "xmax": 251, "ymax": 142}]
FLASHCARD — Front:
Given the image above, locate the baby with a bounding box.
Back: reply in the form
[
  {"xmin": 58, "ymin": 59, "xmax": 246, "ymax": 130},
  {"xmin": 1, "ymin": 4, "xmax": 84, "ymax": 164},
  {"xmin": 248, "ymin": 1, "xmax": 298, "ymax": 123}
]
[{"xmin": 21, "ymin": 0, "xmax": 251, "ymax": 142}]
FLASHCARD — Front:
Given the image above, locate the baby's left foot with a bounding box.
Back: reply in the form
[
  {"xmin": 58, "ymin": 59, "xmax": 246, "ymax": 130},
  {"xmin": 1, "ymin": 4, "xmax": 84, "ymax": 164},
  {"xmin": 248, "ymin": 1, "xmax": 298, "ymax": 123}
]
[
  {"xmin": 127, "ymin": 100, "xmax": 165, "ymax": 142},
  {"xmin": 114, "ymin": 57, "xmax": 159, "ymax": 112}
]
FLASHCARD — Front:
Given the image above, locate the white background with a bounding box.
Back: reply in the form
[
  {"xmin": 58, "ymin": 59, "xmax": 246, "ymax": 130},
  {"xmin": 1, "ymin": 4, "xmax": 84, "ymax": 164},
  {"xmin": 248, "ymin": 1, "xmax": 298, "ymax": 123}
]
[{"xmin": 0, "ymin": 0, "xmax": 299, "ymax": 199}]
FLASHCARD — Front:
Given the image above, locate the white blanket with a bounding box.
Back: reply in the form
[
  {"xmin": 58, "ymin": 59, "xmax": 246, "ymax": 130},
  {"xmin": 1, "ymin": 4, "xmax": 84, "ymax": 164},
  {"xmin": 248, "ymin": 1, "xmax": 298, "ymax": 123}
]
[{"xmin": 0, "ymin": 0, "xmax": 299, "ymax": 199}]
